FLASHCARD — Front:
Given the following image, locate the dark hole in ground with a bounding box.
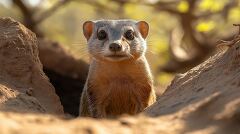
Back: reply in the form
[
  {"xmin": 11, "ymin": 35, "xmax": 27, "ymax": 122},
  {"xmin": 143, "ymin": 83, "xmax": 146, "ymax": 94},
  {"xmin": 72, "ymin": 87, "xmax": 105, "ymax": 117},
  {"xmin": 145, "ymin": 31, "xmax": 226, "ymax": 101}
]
[{"xmin": 43, "ymin": 68, "xmax": 86, "ymax": 117}]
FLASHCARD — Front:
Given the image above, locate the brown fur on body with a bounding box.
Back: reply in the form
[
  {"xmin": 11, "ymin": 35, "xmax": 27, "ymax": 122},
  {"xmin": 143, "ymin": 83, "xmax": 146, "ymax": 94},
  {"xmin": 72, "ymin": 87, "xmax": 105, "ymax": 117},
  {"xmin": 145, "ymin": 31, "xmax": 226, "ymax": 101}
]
[
  {"xmin": 79, "ymin": 20, "xmax": 156, "ymax": 118},
  {"xmin": 80, "ymin": 57, "xmax": 155, "ymax": 118}
]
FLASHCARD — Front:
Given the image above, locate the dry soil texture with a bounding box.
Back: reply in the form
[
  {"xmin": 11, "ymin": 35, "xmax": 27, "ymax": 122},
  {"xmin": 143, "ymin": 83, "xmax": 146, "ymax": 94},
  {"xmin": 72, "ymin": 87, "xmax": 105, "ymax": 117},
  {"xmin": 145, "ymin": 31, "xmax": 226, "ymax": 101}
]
[
  {"xmin": 0, "ymin": 17, "xmax": 240, "ymax": 134},
  {"xmin": 0, "ymin": 18, "xmax": 63, "ymax": 114}
]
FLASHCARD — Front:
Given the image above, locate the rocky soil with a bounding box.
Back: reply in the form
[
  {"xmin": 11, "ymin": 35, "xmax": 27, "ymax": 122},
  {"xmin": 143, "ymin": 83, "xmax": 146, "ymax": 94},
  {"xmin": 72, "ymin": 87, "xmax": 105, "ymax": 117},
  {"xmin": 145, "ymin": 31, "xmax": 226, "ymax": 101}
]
[{"xmin": 0, "ymin": 17, "xmax": 240, "ymax": 134}]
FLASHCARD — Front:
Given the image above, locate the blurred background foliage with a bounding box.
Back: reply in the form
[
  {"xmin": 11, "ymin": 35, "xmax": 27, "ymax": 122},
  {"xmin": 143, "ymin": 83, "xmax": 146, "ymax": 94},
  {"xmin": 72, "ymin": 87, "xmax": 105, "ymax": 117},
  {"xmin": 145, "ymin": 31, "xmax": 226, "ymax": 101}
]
[{"xmin": 0, "ymin": 0, "xmax": 240, "ymax": 88}]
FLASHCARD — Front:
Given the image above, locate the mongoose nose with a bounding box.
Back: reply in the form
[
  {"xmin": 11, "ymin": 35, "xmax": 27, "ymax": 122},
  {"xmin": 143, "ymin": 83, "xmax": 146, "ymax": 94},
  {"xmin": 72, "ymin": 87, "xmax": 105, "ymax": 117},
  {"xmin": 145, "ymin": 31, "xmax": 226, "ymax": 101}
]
[{"xmin": 109, "ymin": 43, "xmax": 122, "ymax": 52}]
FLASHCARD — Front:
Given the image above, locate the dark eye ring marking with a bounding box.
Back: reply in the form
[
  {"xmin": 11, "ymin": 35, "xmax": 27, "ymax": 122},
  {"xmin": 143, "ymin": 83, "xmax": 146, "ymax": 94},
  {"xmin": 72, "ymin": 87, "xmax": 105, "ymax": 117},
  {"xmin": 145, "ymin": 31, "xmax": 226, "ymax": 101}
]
[
  {"xmin": 97, "ymin": 30, "xmax": 107, "ymax": 40},
  {"xmin": 124, "ymin": 30, "xmax": 134, "ymax": 40}
]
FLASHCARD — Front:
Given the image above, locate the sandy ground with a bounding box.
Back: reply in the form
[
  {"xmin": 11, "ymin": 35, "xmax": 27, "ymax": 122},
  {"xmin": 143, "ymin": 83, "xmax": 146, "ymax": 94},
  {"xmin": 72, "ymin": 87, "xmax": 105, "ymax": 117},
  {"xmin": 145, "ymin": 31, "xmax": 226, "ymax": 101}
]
[{"xmin": 0, "ymin": 17, "xmax": 240, "ymax": 134}]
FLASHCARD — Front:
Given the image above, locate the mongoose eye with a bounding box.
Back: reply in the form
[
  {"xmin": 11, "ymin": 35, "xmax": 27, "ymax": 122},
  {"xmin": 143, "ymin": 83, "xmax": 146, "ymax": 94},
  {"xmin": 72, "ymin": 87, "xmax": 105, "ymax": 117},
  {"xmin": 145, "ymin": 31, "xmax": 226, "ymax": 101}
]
[
  {"xmin": 97, "ymin": 30, "xmax": 107, "ymax": 40},
  {"xmin": 125, "ymin": 30, "xmax": 134, "ymax": 40}
]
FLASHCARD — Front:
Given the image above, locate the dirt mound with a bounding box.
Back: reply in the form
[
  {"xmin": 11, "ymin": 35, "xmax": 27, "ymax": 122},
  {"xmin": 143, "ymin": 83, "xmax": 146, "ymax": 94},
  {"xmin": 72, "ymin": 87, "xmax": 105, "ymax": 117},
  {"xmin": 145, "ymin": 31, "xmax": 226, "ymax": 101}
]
[
  {"xmin": 38, "ymin": 38, "xmax": 88, "ymax": 116},
  {"xmin": 0, "ymin": 112, "xmax": 175, "ymax": 134},
  {"xmin": 0, "ymin": 17, "xmax": 240, "ymax": 134},
  {"xmin": 0, "ymin": 17, "xmax": 63, "ymax": 114},
  {"xmin": 144, "ymin": 40, "xmax": 240, "ymax": 133}
]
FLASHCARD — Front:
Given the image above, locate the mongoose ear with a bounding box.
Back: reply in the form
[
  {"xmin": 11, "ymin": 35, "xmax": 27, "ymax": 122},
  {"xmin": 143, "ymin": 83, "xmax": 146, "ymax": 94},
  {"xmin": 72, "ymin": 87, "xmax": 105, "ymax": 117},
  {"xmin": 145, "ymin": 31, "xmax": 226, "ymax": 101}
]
[
  {"xmin": 136, "ymin": 21, "xmax": 149, "ymax": 39},
  {"xmin": 83, "ymin": 21, "xmax": 94, "ymax": 40}
]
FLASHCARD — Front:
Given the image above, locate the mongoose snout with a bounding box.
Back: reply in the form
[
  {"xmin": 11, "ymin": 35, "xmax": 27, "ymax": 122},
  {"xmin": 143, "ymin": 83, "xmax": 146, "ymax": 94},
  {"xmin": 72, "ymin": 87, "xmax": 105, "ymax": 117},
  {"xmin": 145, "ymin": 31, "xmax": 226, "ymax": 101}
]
[
  {"xmin": 109, "ymin": 43, "xmax": 122, "ymax": 52},
  {"xmin": 79, "ymin": 19, "xmax": 156, "ymax": 118}
]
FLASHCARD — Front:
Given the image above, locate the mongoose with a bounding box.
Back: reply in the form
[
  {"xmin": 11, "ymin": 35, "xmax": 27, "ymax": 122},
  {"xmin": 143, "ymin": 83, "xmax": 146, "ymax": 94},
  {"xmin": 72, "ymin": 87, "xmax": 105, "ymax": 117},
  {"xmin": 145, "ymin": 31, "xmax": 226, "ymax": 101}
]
[{"xmin": 79, "ymin": 20, "xmax": 156, "ymax": 118}]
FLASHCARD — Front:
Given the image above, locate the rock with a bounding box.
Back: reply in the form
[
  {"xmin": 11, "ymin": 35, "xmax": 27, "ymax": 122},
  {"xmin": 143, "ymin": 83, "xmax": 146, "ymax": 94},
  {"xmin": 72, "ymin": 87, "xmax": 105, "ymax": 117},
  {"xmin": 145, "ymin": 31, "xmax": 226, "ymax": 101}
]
[{"xmin": 0, "ymin": 17, "xmax": 63, "ymax": 114}]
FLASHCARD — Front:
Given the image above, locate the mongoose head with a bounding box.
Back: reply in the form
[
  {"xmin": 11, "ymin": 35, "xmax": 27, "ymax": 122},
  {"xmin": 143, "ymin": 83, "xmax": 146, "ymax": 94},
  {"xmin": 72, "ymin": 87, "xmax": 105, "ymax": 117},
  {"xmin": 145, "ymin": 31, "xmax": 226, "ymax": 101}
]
[{"xmin": 83, "ymin": 20, "xmax": 149, "ymax": 62}]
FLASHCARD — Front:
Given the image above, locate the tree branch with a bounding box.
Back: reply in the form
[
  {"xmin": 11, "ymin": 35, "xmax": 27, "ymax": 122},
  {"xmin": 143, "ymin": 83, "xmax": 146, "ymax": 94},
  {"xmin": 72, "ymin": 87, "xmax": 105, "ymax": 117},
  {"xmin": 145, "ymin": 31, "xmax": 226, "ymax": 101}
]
[
  {"xmin": 141, "ymin": 1, "xmax": 182, "ymax": 15},
  {"xmin": 35, "ymin": 0, "xmax": 72, "ymax": 24},
  {"xmin": 78, "ymin": 0, "xmax": 119, "ymax": 14},
  {"xmin": 12, "ymin": 0, "xmax": 40, "ymax": 35},
  {"xmin": 197, "ymin": 0, "xmax": 238, "ymax": 19},
  {"xmin": 12, "ymin": 0, "xmax": 32, "ymax": 17}
]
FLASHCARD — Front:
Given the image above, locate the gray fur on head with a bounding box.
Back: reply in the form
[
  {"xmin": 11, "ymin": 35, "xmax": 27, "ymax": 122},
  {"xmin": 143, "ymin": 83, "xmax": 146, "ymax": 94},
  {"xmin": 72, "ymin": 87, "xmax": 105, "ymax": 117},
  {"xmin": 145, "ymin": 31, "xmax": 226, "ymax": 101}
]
[{"xmin": 83, "ymin": 19, "xmax": 149, "ymax": 62}]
